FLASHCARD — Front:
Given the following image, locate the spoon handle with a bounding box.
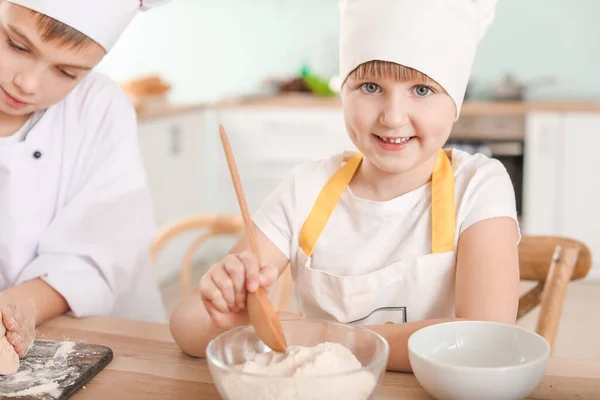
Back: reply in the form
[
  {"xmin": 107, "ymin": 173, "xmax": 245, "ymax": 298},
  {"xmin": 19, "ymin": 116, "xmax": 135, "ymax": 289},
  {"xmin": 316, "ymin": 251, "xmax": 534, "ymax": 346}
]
[{"xmin": 218, "ymin": 125, "xmax": 262, "ymax": 264}]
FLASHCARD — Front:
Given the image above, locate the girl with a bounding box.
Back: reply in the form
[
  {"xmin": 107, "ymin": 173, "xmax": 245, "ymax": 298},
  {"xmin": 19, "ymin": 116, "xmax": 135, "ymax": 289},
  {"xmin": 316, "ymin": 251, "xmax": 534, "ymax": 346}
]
[
  {"xmin": 170, "ymin": 0, "xmax": 520, "ymax": 372},
  {"xmin": 0, "ymin": 0, "xmax": 169, "ymax": 362}
]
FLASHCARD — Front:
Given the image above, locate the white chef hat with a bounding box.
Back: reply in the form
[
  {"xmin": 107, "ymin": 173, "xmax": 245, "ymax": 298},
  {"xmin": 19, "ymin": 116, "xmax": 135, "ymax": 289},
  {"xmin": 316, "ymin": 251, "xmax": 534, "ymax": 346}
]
[
  {"xmin": 6, "ymin": 0, "xmax": 171, "ymax": 51},
  {"xmin": 339, "ymin": 0, "xmax": 498, "ymax": 116}
]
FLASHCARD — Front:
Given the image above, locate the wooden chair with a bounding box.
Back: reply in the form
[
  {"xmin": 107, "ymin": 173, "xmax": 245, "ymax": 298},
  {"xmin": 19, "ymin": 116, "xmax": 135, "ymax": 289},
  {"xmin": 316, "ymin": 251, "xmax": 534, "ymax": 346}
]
[
  {"xmin": 151, "ymin": 213, "xmax": 293, "ymax": 311},
  {"xmin": 517, "ymin": 235, "xmax": 591, "ymax": 350},
  {"xmin": 151, "ymin": 214, "xmax": 245, "ymax": 297}
]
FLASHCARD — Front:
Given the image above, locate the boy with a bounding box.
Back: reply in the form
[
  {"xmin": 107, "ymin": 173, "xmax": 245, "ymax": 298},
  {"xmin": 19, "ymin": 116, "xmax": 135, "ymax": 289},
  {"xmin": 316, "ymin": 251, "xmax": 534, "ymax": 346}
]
[
  {"xmin": 0, "ymin": 0, "xmax": 169, "ymax": 362},
  {"xmin": 170, "ymin": 0, "xmax": 520, "ymax": 372}
]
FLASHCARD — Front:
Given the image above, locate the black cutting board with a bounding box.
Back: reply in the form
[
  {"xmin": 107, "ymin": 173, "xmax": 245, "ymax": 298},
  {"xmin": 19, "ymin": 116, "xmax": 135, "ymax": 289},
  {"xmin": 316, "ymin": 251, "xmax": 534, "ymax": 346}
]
[{"xmin": 0, "ymin": 340, "xmax": 112, "ymax": 399}]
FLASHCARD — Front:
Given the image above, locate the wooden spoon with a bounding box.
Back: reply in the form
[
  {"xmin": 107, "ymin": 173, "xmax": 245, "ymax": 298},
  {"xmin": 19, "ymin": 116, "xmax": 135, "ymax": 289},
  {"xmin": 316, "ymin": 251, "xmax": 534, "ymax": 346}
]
[{"xmin": 218, "ymin": 124, "xmax": 288, "ymax": 353}]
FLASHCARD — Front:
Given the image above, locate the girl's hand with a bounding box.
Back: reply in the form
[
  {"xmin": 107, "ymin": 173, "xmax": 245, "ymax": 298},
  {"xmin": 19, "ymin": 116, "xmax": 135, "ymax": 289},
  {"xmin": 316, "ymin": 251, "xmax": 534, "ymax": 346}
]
[{"xmin": 199, "ymin": 251, "xmax": 278, "ymax": 329}]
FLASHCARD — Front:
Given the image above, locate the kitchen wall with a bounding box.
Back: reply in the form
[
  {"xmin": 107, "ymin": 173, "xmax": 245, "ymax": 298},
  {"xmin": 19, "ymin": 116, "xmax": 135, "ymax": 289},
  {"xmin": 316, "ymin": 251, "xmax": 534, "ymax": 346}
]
[
  {"xmin": 472, "ymin": 0, "xmax": 600, "ymax": 101},
  {"xmin": 97, "ymin": 0, "xmax": 340, "ymax": 103},
  {"xmin": 97, "ymin": 0, "xmax": 600, "ymax": 103}
]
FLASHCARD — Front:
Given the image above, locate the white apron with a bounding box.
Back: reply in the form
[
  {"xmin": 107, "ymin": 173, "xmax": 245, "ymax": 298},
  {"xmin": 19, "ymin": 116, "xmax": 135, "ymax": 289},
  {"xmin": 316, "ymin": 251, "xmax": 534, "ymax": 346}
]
[{"xmin": 292, "ymin": 149, "xmax": 457, "ymax": 325}]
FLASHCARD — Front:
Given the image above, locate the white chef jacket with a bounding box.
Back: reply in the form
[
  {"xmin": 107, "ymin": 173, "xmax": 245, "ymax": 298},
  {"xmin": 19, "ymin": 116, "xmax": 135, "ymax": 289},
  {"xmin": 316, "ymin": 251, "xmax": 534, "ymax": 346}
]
[{"xmin": 0, "ymin": 72, "xmax": 166, "ymax": 323}]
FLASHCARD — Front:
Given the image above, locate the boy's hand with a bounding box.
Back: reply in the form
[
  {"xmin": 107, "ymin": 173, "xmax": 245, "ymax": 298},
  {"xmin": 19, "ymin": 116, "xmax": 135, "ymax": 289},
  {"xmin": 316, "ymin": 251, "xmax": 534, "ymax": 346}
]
[
  {"xmin": 0, "ymin": 294, "xmax": 36, "ymax": 358},
  {"xmin": 199, "ymin": 251, "xmax": 278, "ymax": 329}
]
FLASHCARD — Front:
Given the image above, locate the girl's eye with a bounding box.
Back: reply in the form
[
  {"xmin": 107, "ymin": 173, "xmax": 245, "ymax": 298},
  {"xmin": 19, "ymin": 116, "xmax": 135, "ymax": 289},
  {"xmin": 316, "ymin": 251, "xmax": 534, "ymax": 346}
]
[
  {"xmin": 414, "ymin": 85, "xmax": 434, "ymax": 97},
  {"xmin": 360, "ymin": 82, "xmax": 381, "ymax": 94}
]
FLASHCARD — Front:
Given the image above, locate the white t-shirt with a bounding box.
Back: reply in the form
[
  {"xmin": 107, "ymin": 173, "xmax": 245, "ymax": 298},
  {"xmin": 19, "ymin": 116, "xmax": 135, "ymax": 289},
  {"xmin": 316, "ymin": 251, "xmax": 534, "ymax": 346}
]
[{"xmin": 253, "ymin": 148, "xmax": 520, "ymax": 276}]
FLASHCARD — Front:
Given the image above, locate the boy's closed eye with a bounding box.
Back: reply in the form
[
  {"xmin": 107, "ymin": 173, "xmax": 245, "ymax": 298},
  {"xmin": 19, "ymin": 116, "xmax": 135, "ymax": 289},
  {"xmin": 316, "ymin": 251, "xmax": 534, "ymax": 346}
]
[
  {"xmin": 7, "ymin": 37, "xmax": 28, "ymax": 53},
  {"xmin": 6, "ymin": 37, "xmax": 78, "ymax": 80},
  {"xmin": 57, "ymin": 69, "xmax": 76, "ymax": 80}
]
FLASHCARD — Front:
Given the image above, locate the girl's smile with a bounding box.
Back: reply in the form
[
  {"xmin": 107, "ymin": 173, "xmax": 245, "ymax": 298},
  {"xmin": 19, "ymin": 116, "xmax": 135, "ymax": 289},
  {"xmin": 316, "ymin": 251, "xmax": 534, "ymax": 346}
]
[{"xmin": 373, "ymin": 134, "xmax": 416, "ymax": 151}]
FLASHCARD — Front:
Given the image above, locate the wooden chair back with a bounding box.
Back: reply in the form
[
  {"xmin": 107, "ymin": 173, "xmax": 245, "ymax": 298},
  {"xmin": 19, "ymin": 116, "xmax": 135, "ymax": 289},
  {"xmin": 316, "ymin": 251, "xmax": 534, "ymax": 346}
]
[
  {"xmin": 152, "ymin": 214, "xmax": 245, "ymax": 297},
  {"xmin": 517, "ymin": 235, "xmax": 591, "ymax": 350}
]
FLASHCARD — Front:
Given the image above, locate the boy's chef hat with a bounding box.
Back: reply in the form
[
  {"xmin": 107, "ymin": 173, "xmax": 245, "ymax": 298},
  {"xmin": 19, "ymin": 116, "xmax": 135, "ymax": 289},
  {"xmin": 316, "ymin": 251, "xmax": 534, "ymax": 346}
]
[
  {"xmin": 6, "ymin": 0, "xmax": 171, "ymax": 51},
  {"xmin": 339, "ymin": 0, "xmax": 498, "ymax": 116}
]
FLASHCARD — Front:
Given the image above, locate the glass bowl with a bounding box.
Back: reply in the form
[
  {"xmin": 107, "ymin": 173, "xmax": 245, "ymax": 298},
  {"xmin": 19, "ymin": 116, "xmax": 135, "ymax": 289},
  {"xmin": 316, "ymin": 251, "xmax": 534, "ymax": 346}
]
[{"xmin": 206, "ymin": 319, "xmax": 389, "ymax": 400}]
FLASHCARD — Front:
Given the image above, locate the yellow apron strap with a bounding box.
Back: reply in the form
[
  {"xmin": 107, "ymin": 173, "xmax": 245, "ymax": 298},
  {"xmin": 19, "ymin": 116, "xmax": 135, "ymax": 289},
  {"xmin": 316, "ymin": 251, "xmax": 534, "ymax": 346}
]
[
  {"xmin": 299, "ymin": 153, "xmax": 363, "ymax": 256},
  {"xmin": 299, "ymin": 149, "xmax": 455, "ymax": 257},
  {"xmin": 431, "ymin": 149, "xmax": 455, "ymax": 253}
]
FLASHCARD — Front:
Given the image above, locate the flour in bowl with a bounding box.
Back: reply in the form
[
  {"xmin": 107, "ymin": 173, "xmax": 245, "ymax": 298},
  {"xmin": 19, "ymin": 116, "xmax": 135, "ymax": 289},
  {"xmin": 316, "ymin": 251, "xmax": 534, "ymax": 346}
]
[{"xmin": 219, "ymin": 342, "xmax": 378, "ymax": 400}]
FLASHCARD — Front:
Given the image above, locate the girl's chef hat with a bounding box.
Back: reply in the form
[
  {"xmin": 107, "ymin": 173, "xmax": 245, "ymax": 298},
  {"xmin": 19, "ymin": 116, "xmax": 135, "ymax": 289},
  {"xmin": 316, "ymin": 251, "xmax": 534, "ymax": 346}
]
[
  {"xmin": 6, "ymin": 0, "xmax": 171, "ymax": 51},
  {"xmin": 339, "ymin": 0, "xmax": 498, "ymax": 116}
]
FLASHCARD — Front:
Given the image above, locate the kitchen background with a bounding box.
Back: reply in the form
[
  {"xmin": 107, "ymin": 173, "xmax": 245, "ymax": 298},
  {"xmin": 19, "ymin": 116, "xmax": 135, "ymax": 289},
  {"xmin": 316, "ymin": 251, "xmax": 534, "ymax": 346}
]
[
  {"xmin": 98, "ymin": 0, "xmax": 599, "ymax": 359},
  {"xmin": 99, "ymin": 0, "xmax": 600, "ymax": 103}
]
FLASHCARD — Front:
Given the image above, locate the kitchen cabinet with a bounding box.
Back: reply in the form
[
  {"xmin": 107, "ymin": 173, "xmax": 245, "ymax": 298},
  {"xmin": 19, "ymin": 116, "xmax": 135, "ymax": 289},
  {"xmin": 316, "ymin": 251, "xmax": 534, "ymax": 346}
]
[
  {"xmin": 522, "ymin": 112, "xmax": 565, "ymax": 236},
  {"xmin": 523, "ymin": 112, "xmax": 600, "ymax": 281},
  {"xmin": 562, "ymin": 113, "xmax": 600, "ymax": 281},
  {"xmin": 138, "ymin": 112, "xmax": 208, "ymax": 283}
]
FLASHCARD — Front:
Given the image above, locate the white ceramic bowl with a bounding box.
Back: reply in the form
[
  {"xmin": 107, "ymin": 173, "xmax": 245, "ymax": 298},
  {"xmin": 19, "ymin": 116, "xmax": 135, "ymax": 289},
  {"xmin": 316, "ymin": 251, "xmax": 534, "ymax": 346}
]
[{"xmin": 408, "ymin": 321, "xmax": 550, "ymax": 400}]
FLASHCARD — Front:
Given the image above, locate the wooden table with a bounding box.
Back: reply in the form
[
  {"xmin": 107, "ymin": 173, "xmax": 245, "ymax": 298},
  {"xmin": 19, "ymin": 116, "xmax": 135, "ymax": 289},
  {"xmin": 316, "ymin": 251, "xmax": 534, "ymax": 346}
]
[{"xmin": 37, "ymin": 316, "xmax": 600, "ymax": 399}]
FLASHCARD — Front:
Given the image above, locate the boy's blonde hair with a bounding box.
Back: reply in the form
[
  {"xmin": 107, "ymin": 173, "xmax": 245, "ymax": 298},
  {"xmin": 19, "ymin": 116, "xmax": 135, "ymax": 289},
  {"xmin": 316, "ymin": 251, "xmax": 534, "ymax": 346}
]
[
  {"xmin": 31, "ymin": 9, "xmax": 92, "ymax": 49},
  {"xmin": 348, "ymin": 60, "xmax": 432, "ymax": 86}
]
